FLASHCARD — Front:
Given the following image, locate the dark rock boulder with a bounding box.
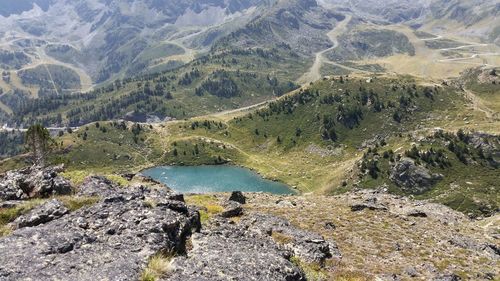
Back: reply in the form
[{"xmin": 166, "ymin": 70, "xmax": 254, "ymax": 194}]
[
  {"xmin": 0, "ymin": 186, "xmax": 200, "ymax": 281},
  {"xmin": 220, "ymin": 200, "xmax": 243, "ymax": 218},
  {"xmin": 390, "ymin": 158, "xmax": 442, "ymax": 194},
  {"xmin": 432, "ymin": 274, "xmax": 462, "ymax": 281},
  {"xmin": 121, "ymin": 173, "xmax": 136, "ymax": 181},
  {"xmin": 0, "ymin": 165, "xmax": 72, "ymax": 200},
  {"xmin": 406, "ymin": 209, "xmax": 428, "ymax": 217},
  {"xmin": 324, "ymin": 221, "xmax": 336, "ymax": 230},
  {"xmin": 168, "ymin": 217, "xmax": 306, "ymax": 281},
  {"xmin": 11, "ymin": 199, "xmax": 69, "ymax": 229},
  {"xmin": 229, "ymin": 191, "xmax": 246, "ymax": 204}
]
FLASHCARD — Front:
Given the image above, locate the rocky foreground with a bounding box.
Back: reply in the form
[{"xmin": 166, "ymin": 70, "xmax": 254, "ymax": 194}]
[
  {"xmin": 0, "ymin": 167, "xmax": 339, "ymax": 281},
  {"xmin": 0, "ymin": 166, "xmax": 498, "ymax": 280}
]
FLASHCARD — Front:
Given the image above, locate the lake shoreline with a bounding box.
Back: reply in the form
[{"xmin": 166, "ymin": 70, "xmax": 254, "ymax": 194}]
[{"xmin": 141, "ymin": 165, "xmax": 296, "ymax": 195}]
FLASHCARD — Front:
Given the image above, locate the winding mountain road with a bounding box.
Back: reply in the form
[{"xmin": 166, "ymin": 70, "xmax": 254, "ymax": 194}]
[{"xmin": 298, "ymin": 15, "xmax": 353, "ymax": 84}]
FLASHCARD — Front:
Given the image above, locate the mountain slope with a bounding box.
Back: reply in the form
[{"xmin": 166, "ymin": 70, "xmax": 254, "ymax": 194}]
[{"xmin": 19, "ymin": 70, "xmax": 496, "ymax": 216}]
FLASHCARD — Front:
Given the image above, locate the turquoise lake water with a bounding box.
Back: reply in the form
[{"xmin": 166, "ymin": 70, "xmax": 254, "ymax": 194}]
[{"xmin": 141, "ymin": 165, "xmax": 294, "ymax": 194}]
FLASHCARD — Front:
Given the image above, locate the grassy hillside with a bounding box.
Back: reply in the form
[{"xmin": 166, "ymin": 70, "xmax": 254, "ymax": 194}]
[
  {"xmin": 1, "ymin": 71, "xmax": 500, "ymax": 215},
  {"xmin": 359, "ymin": 130, "xmax": 499, "ymax": 217},
  {"xmin": 1, "ymin": 47, "xmax": 306, "ymax": 126},
  {"xmin": 26, "ymin": 72, "xmax": 498, "ymax": 216}
]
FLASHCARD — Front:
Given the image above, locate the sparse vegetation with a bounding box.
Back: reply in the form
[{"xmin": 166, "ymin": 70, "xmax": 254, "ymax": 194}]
[
  {"xmin": 58, "ymin": 196, "xmax": 99, "ymax": 212},
  {"xmin": 185, "ymin": 195, "xmax": 223, "ymax": 224},
  {"xmin": 0, "ymin": 199, "xmax": 46, "ymax": 236},
  {"xmin": 290, "ymin": 256, "xmax": 328, "ymax": 281},
  {"xmin": 140, "ymin": 252, "xmax": 174, "ymax": 281},
  {"xmin": 359, "ymin": 129, "xmax": 499, "ymax": 216}
]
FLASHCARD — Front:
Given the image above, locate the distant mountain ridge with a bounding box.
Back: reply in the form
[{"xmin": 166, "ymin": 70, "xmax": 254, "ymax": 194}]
[
  {"xmin": 0, "ymin": 0, "xmax": 51, "ymax": 17},
  {"xmin": 0, "ymin": 0, "xmax": 274, "ymax": 83},
  {"xmin": 0, "ymin": 0, "xmax": 498, "ymax": 128}
]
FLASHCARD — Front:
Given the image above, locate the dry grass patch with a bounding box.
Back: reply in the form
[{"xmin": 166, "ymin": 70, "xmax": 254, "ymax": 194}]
[
  {"xmin": 61, "ymin": 170, "xmax": 130, "ymax": 187},
  {"xmin": 57, "ymin": 196, "xmax": 100, "ymax": 212},
  {"xmin": 0, "ymin": 199, "xmax": 46, "ymax": 237},
  {"xmin": 0, "ymin": 199, "xmax": 46, "ymax": 226},
  {"xmin": 185, "ymin": 195, "xmax": 224, "ymax": 224},
  {"xmin": 140, "ymin": 252, "xmax": 174, "ymax": 281},
  {"xmin": 0, "ymin": 225, "xmax": 12, "ymax": 237},
  {"xmin": 271, "ymin": 231, "xmax": 294, "ymax": 245}
]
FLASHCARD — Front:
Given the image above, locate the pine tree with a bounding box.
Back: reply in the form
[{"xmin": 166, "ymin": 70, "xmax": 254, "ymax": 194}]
[{"xmin": 25, "ymin": 124, "xmax": 55, "ymax": 167}]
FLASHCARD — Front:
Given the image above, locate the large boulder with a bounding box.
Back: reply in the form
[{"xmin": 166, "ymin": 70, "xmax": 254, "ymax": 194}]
[
  {"xmin": 11, "ymin": 199, "xmax": 69, "ymax": 229},
  {"xmin": 168, "ymin": 217, "xmax": 306, "ymax": 281},
  {"xmin": 0, "ymin": 186, "xmax": 200, "ymax": 281},
  {"xmin": 390, "ymin": 158, "xmax": 442, "ymax": 194},
  {"xmin": 229, "ymin": 191, "xmax": 246, "ymax": 204},
  {"xmin": 220, "ymin": 200, "xmax": 243, "ymax": 218},
  {"xmin": 0, "ymin": 165, "xmax": 72, "ymax": 200}
]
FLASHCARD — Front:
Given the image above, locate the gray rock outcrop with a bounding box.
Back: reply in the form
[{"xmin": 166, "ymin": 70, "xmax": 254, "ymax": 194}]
[
  {"xmin": 76, "ymin": 175, "xmax": 120, "ymax": 197},
  {"xmin": 468, "ymin": 132, "xmax": 500, "ymax": 166},
  {"xmin": 220, "ymin": 200, "xmax": 243, "ymax": 218},
  {"xmin": 241, "ymin": 213, "xmax": 341, "ymax": 263},
  {"xmin": 0, "ymin": 165, "xmax": 72, "ymax": 200},
  {"xmin": 0, "ymin": 183, "xmax": 200, "ymax": 281},
  {"xmin": 0, "ymin": 173, "xmax": 343, "ymax": 281},
  {"xmin": 168, "ymin": 217, "xmax": 307, "ymax": 281},
  {"xmin": 168, "ymin": 212, "xmax": 341, "ymax": 281},
  {"xmin": 390, "ymin": 158, "xmax": 442, "ymax": 194},
  {"xmin": 11, "ymin": 199, "xmax": 69, "ymax": 229}
]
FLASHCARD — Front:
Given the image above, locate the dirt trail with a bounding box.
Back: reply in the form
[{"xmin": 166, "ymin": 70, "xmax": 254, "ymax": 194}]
[
  {"xmin": 298, "ymin": 15, "xmax": 353, "ymax": 84},
  {"xmin": 419, "ymin": 35, "xmax": 443, "ymax": 41},
  {"xmin": 439, "ymin": 43, "xmax": 489, "ymax": 52},
  {"xmin": 42, "ymin": 63, "xmax": 60, "ymax": 95},
  {"xmin": 212, "ymin": 100, "xmax": 271, "ymax": 117}
]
